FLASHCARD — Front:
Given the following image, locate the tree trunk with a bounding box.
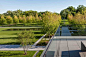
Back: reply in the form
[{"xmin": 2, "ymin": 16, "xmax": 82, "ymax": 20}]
[
  {"xmin": 49, "ymin": 33, "xmax": 50, "ymax": 39},
  {"xmin": 24, "ymin": 50, "xmax": 27, "ymax": 55},
  {"xmin": 23, "ymin": 46, "xmax": 27, "ymax": 55}
]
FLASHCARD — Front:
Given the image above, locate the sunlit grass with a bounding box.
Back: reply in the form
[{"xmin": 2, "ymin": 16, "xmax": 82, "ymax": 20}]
[
  {"xmin": 0, "ymin": 51, "xmax": 36, "ymax": 57},
  {"xmin": 60, "ymin": 19, "xmax": 70, "ymax": 26},
  {"xmin": 0, "ymin": 27, "xmax": 44, "ymax": 45}
]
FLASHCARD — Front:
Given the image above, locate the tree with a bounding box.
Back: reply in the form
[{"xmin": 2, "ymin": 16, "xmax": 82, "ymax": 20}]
[
  {"xmin": 13, "ymin": 15, "xmax": 19, "ymax": 24},
  {"xmin": 6, "ymin": 10, "xmax": 13, "ymax": 16},
  {"xmin": 42, "ymin": 13, "xmax": 61, "ymax": 38},
  {"xmin": 77, "ymin": 5, "xmax": 86, "ymax": 14},
  {"xmin": 60, "ymin": 9, "xmax": 68, "ymax": 19},
  {"xmin": 24, "ymin": 10, "xmax": 37, "ymax": 16},
  {"xmin": 17, "ymin": 30, "xmax": 35, "ymax": 55},
  {"xmin": 67, "ymin": 6, "xmax": 76, "ymax": 12},
  {"xmin": 22, "ymin": 15, "xmax": 26, "ymax": 24},
  {"xmin": 26, "ymin": 15, "xmax": 33, "ymax": 23},
  {"xmin": 6, "ymin": 16, "xmax": 13, "ymax": 24},
  {"xmin": 35, "ymin": 13, "xmax": 39, "ymax": 22},
  {"xmin": 60, "ymin": 6, "xmax": 76, "ymax": 19},
  {"xmin": 67, "ymin": 14, "xmax": 73, "ymax": 24},
  {"xmin": 19, "ymin": 15, "xmax": 23, "ymax": 23},
  {"xmin": 0, "ymin": 15, "xmax": 7, "ymax": 25}
]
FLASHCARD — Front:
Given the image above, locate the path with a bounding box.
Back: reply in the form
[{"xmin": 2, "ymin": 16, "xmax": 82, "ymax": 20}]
[
  {"xmin": 0, "ymin": 27, "xmax": 42, "ymax": 28},
  {"xmin": 0, "ymin": 45, "xmax": 45, "ymax": 51},
  {"xmin": 43, "ymin": 36, "xmax": 86, "ymax": 57},
  {"xmin": 61, "ymin": 27, "xmax": 71, "ymax": 36}
]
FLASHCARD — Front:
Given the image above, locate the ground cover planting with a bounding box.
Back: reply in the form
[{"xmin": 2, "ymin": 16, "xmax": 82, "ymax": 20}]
[
  {"xmin": 36, "ymin": 50, "xmax": 43, "ymax": 57},
  {"xmin": 0, "ymin": 51, "xmax": 36, "ymax": 57}
]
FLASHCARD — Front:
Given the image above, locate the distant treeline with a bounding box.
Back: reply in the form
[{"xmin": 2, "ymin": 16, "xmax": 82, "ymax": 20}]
[
  {"xmin": 0, "ymin": 10, "xmax": 61, "ymax": 36},
  {"xmin": 60, "ymin": 5, "xmax": 86, "ymax": 28},
  {"xmin": 0, "ymin": 10, "xmax": 59, "ymax": 25},
  {"xmin": 60, "ymin": 5, "xmax": 86, "ymax": 19}
]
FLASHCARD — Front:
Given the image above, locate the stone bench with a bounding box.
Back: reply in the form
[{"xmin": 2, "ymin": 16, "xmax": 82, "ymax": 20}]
[
  {"xmin": 79, "ymin": 52, "xmax": 86, "ymax": 57},
  {"xmin": 79, "ymin": 41, "xmax": 86, "ymax": 57},
  {"xmin": 81, "ymin": 41, "xmax": 86, "ymax": 51}
]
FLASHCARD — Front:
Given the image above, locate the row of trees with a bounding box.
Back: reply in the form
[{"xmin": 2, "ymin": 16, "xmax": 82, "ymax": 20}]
[
  {"xmin": 67, "ymin": 12, "xmax": 86, "ymax": 27},
  {"xmin": 2, "ymin": 10, "xmax": 54, "ymax": 17},
  {"xmin": 0, "ymin": 14, "xmax": 42, "ymax": 25},
  {"xmin": 60, "ymin": 5, "xmax": 86, "ymax": 28},
  {"xmin": 0, "ymin": 10, "xmax": 59, "ymax": 25}
]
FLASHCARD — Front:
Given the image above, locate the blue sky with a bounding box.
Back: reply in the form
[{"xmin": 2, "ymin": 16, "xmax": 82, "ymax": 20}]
[{"xmin": 0, "ymin": 0, "xmax": 86, "ymax": 14}]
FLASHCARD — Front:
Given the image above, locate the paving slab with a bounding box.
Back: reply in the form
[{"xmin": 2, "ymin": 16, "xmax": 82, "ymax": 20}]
[
  {"xmin": 61, "ymin": 27, "xmax": 71, "ymax": 36},
  {"xmin": 43, "ymin": 36, "xmax": 86, "ymax": 57}
]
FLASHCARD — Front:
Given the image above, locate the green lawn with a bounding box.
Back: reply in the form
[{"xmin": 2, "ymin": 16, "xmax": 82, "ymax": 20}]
[
  {"xmin": 0, "ymin": 51, "xmax": 36, "ymax": 57},
  {"xmin": 0, "ymin": 28, "xmax": 44, "ymax": 45},
  {"xmin": 60, "ymin": 19, "xmax": 70, "ymax": 26},
  {"xmin": 2, "ymin": 23, "xmax": 42, "ymax": 27}
]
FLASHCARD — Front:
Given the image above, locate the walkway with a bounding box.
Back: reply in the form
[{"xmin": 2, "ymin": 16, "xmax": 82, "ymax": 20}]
[
  {"xmin": 0, "ymin": 45, "xmax": 45, "ymax": 51},
  {"xmin": 44, "ymin": 36, "xmax": 86, "ymax": 57},
  {"xmin": 0, "ymin": 27, "xmax": 41, "ymax": 28},
  {"xmin": 61, "ymin": 27, "xmax": 71, "ymax": 36},
  {"xmin": 41, "ymin": 26, "xmax": 86, "ymax": 57}
]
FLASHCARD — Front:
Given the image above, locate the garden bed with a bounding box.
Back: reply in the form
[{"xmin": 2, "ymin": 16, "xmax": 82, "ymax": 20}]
[
  {"xmin": 36, "ymin": 38, "xmax": 50, "ymax": 46},
  {"xmin": 36, "ymin": 50, "xmax": 43, "ymax": 57}
]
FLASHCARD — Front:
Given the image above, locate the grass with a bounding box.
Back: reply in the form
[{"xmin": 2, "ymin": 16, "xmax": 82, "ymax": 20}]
[
  {"xmin": 60, "ymin": 19, "xmax": 70, "ymax": 26},
  {"xmin": 0, "ymin": 51, "xmax": 36, "ymax": 57},
  {"xmin": 36, "ymin": 50, "xmax": 43, "ymax": 57},
  {"xmin": 0, "ymin": 28, "xmax": 44, "ymax": 45},
  {"xmin": 2, "ymin": 23, "xmax": 42, "ymax": 27}
]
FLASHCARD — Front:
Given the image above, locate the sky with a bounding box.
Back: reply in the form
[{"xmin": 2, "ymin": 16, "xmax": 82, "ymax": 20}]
[{"xmin": 0, "ymin": 0, "xmax": 86, "ymax": 14}]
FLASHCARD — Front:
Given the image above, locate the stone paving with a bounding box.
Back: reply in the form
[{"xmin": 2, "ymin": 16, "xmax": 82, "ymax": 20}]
[
  {"xmin": 46, "ymin": 36, "xmax": 86, "ymax": 57},
  {"xmin": 61, "ymin": 27, "xmax": 71, "ymax": 36},
  {"xmin": 0, "ymin": 46, "xmax": 45, "ymax": 51}
]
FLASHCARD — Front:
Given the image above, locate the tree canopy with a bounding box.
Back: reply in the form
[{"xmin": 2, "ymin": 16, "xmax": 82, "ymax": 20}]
[{"xmin": 60, "ymin": 5, "xmax": 86, "ymax": 19}]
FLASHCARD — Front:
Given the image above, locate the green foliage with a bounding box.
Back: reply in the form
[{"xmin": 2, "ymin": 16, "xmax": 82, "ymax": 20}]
[
  {"xmin": 17, "ymin": 30, "xmax": 35, "ymax": 54},
  {"xmin": 42, "ymin": 12, "xmax": 61, "ymax": 37},
  {"xmin": 18, "ymin": 30, "xmax": 35, "ymax": 45},
  {"xmin": 68, "ymin": 12, "xmax": 86, "ymax": 27},
  {"xmin": 60, "ymin": 6, "xmax": 76, "ymax": 19},
  {"xmin": 37, "ymin": 39, "xmax": 49, "ymax": 46},
  {"xmin": 60, "ymin": 5, "xmax": 86, "ymax": 19},
  {"xmin": 0, "ymin": 10, "xmax": 60, "ymax": 26},
  {"xmin": 19, "ymin": 15, "xmax": 23, "ymax": 23},
  {"xmin": 36, "ymin": 50, "xmax": 43, "ymax": 57},
  {"xmin": 24, "ymin": 10, "xmax": 37, "ymax": 17},
  {"xmin": 0, "ymin": 27, "xmax": 43, "ymax": 45},
  {"xmin": 0, "ymin": 15, "xmax": 7, "ymax": 25},
  {"xmin": 0, "ymin": 51, "xmax": 36, "ymax": 57},
  {"xmin": 22, "ymin": 15, "xmax": 26, "ymax": 24},
  {"xmin": 13, "ymin": 15, "xmax": 19, "ymax": 24},
  {"xmin": 26, "ymin": 15, "xmax": 33, "ymax": 23},
  {"xmin": 60, "ymin": 19, "xmax": 70, "ymax": 26},
  {"xmin": 6, "ymin": 16, "xmax": 13, "ymax": 24},
  {"xmin": 76, "ymin": 5, "xmax": 86, "ymax": 14},
  {"xmin": 67, "ymin": 10, "xmax": 86, "ymax": 35}
]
